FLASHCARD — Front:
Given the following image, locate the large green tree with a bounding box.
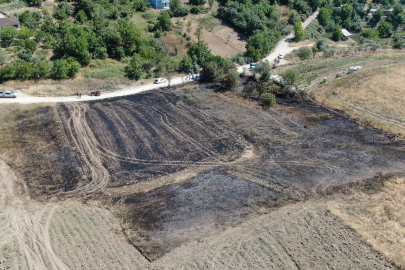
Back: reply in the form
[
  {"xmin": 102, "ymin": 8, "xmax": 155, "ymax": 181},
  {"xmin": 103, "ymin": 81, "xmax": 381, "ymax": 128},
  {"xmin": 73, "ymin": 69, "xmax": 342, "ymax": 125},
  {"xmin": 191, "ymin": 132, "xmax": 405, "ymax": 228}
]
[
  {"xmin": 294, "ymin": 22, "xmax": 305, "ymax": 42},
  {"xmin": 378, "ymin": 21, "xmax": 392, "ymax": 38},
  {"xmin": 332, "ymin": 25, "xmax": 343, "ymax": 41},
  {"xmin": 187, "ymin": 41, "xmax": 212, "ymax": 67}
]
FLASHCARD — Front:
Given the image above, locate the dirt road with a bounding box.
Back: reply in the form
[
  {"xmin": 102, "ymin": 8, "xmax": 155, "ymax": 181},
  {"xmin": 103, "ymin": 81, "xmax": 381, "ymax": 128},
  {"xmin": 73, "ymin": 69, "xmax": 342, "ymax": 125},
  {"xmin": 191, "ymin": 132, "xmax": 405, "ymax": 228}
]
[{"xmin": 0, "ymin": 11, "xmax": 319, "ymax": 105}]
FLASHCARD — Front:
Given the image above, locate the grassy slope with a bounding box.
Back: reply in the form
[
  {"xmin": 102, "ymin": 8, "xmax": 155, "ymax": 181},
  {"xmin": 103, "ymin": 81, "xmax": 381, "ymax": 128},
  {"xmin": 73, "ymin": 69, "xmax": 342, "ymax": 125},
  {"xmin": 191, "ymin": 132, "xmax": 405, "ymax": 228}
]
[
  {"xmin": 328, "ymin": 176, "xmax": 405, "ymax": 269},
  {"xmin": 280, "ymin": 51, "xmax": 405, "ymax": 137}
]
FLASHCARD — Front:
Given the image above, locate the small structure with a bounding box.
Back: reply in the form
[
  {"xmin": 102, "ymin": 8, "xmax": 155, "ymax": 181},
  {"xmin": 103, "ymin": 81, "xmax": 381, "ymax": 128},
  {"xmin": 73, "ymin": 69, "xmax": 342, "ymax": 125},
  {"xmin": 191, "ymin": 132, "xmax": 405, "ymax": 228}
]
[
  {"xmin": 341, "ymin": 29, "xmax": 352, "ymax": 41},
  {"xmin": 149, "ymin": 0, "xmax": 170, "ymax": 9},
  {"xmin": 0, "ymin": 17, "xmax": 20, "ymax": 30},
  {"xmin": 348, "ymin": 66, "xmax": 363, "ymax": 74}
]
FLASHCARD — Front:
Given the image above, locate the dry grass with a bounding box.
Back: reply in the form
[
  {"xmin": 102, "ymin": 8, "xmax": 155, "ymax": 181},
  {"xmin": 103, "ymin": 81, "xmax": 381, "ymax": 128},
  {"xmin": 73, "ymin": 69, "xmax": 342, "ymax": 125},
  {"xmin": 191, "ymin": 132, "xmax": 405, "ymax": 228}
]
[
  {"xmin": 328, "ymin": 176, "xmax": 405, "ymax": 269},
  {"xmin": 0, "ymin": 74, "xmax": 131, "ymax": 97},
  {"xmin": 309, "ymin": 62, "xmax": 405, "ymax": 137}
]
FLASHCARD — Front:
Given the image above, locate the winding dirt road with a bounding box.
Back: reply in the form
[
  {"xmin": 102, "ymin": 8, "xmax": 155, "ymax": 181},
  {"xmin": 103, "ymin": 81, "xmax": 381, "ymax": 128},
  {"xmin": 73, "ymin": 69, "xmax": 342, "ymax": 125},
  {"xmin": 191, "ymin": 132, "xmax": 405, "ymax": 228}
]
[{"xmin": 0, "ymin": 11, "xmax": 319, "ymax": 105}]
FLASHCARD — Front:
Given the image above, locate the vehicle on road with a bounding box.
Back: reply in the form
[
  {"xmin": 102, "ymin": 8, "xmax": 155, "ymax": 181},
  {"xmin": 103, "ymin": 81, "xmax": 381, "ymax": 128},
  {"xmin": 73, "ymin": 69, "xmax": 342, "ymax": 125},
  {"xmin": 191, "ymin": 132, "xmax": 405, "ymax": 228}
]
[
  {"xmin": 90, "ymin": 90, "xmax": 101, "ymax": 96},
  {"xmin": 0, "ymin": 91, "xmax": 18, "ymax": 98},
  {"xmin": 154, "ymin": 78, "xmax": 167, "ymax": 84},
  {"xmin": 278, "ymin": 54, "xmax": 283, "ymax": 59}
]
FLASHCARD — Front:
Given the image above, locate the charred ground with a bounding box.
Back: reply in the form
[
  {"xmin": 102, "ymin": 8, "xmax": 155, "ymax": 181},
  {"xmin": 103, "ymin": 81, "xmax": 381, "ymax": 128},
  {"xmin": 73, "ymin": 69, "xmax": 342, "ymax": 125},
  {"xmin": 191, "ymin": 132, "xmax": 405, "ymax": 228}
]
[{"xmin": 56, "ymin": 88, "xmax": 405, "ymax": 260}]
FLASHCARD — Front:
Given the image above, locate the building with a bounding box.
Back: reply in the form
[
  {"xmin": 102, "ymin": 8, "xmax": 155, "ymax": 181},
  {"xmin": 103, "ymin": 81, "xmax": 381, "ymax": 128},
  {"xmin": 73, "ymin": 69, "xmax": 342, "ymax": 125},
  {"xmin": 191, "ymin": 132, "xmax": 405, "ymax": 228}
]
[
  {"xmin": 149, "ymin": 0, "xmax": 170, "ymax": 9},
  {"xmin": 0, "ymin": 17, "xmax": 20, "ymax": 30},
  {"xmin": 341, "ymin": 28, "xmax": 352, "ymax": 41}
]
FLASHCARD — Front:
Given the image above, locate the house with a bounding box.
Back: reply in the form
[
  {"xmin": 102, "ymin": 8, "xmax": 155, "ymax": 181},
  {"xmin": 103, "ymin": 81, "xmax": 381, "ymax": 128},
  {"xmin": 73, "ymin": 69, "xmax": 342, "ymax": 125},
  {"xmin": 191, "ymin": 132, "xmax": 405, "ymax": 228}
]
[
  {"xmin": 341, "ymin": 28, "xmax": 352, "ymax": 41},
  {"xmin": 0, "ymin": 17, "xmax": 20, "ymax": 30},
  {"xmin": 148, "ymin": 0, "xmax": 170, "ymax": 9}
]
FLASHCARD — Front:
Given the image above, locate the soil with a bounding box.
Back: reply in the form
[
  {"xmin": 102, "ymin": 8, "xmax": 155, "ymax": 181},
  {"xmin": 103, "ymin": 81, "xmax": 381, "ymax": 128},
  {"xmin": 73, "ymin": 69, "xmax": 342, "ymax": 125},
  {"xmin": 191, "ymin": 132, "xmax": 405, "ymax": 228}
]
[
  {"xmin": 1, "ymin": 84, "xmax": 404, "ymax": 268},
  {"xmin": 53, "ymin": 88, "xmax": 405, "ymax": 259}
]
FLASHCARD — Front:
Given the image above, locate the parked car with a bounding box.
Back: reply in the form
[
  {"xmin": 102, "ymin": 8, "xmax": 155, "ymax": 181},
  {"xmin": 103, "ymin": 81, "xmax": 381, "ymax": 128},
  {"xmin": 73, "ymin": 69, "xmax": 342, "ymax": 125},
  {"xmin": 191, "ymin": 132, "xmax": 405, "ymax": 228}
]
[
  {"xmin": 154, "ymin": 78, "xmax": 167, "ymax": 84},
  {"xmin": 0, "ymin": 91, "xmax": 17, "ymax": 98},
  {"xmin": 90, "ymin": 90, "xmax": 101, "ymax": 96},
  {"xmin": 278, "ymin": 54, "xmax": 283, "ymax": 59},
  {"xmin": 249, "ymin": 63, "xmax": 257, "ymax": 69}
]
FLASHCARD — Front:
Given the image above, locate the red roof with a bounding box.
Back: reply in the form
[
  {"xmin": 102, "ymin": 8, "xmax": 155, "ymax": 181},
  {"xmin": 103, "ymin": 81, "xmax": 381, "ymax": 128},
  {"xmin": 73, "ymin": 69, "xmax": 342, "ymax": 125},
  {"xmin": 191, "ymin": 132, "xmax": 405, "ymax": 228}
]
[{"xmin": 0, "ymin": 18, "xmax": 20, "ymax": 26}]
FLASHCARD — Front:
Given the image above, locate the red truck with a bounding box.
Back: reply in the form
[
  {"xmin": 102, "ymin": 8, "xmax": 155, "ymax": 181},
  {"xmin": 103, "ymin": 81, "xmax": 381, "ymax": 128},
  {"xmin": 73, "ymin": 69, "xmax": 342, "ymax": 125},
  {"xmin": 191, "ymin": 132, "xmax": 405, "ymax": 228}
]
[{"xmin": 90, "ymin": 90, "xmax": 101, "ymax": 96}]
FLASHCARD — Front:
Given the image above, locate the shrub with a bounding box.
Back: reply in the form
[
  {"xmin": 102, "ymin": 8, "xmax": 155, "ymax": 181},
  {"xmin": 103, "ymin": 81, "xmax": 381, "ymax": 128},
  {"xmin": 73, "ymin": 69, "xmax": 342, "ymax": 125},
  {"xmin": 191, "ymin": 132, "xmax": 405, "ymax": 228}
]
[
  {"xmin": 360, "ymin": 29, "xmax": 379, "ymax": 39},
  {"xmin": 261, "ymin": 92, "xmax": 276, "ymax": 107},
  {"xmin": 24, "ymin": 39, "xmax": 37, "ymax": 52},
  {"xmin": 298, "ymin": 46, "xmax": 311, "ymax": 60},
  {"xmin": 393, "ymin": 41, "xmax": 403, "ymax": 49},
  {"xmin": 220, "ymin": 70, "xmax": 239, "ymax": 91}
]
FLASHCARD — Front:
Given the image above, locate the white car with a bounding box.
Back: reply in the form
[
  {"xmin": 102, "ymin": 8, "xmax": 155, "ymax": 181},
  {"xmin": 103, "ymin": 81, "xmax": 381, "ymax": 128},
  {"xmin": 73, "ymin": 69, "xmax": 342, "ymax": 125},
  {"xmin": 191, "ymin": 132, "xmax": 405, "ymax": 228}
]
[
  {"xmin": 154, "ymin": 78, "xmax": 167, "ymax": 84},
  {"xmin": 0, "ymin": 91, "xmax": 18, "ymax": 98},
  {"xmin": 278, "ymin": 54, "xmax": 283, "ymax": 59}
]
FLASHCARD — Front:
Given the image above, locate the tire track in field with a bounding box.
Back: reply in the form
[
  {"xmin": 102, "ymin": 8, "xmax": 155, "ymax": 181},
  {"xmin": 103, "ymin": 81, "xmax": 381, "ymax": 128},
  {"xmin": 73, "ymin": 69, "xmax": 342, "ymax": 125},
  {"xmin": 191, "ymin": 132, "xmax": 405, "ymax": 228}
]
[
  {"xmin": 0, "ymin": 159, "xmax": 69, "ymax": 270},
  {"xmin": 64, "ymin": 103, "xmax": 110, "ymax": 193}
]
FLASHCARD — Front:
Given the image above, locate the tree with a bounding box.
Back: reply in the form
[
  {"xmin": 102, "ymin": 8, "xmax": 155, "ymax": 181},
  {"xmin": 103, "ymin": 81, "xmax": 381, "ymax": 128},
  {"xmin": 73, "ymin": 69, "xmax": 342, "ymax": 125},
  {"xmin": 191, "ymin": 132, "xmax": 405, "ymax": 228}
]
[
  {"xmin": 174, "ymin": 44, "xmax": 179, "ymax": 55},
  {"xmin": 18, "ymin": 50, "xmax": 33, "ymax": 62},
  {"xmin": 187, "ymin": 41, "xmax": 212, "ymax": 67},
  {"xmin": 0, "ymin": 24, "xmax": 18, "ymax": 44},
  {"xmin": 24, "ymin": 39, "xmax": 37, "ymax": 52},
  {"xmin": 156, "ymin": 11, "xmax": 173, "ymax": 31},
  {"xmin": 18, "ymin": 26, "xmax": 34, "ymax": 39},
  {"xmin": 194, "ymin": 25, "xmax": 203, "ymax": 42},
  {"xmin": 15, "ymin": 62, "xmax": 35, "ymax": 80},
  {"xmin": 331, "ymin": 25, "xmax": 343, "ymax": 41},
  {"xmin": 190, "ymin": 0, "xmax": 206, "ymax": 5},
  {"xmin": 294, "ymin": 22, "xmax": 305, "ymax": 42},
  {"xmin": 280, "ymin": 69, "xmax": 298, "ymax": 85},
  {"xmin": 0, "ymin": 49, "xmax": 9, "ymax": 66},
  {"xmin": 169, "ymin": 0, "xmax": 189, "ymax": 17},
  {"xmin": 340, "ymin": 4, "xmax": 353, "ymax": 21},
  {"xmin": 34, "ymin": 61, "xmax": 51, "ymax": 79},
  {"xmin": 75, "ymin": 10, "xmax": 88, "ymax": 24},
  {"xmin": 0, "ymin": 64, "xmax": 16, "ymax": 82},
  {"xmin": 360, "ymin": 29, "xmax": 379, "ymax": 39},
  {"xmin": 298, "ymin": 46, "xmax": 311, "ymax": 60},
  {"xmin": 373, "ymin": 9, "xmax": 384, "ymax": 23},
  {"xmin": 245, "ymin": 30, "xmax": 280, "ymax": 62},
  {"xmin": 288, "ymin": 10, "xmax": 301, "ymax": 26},
  {"xmin": 220, "ymin": 70, "xmax": 239, "ymax": 91},
  {"xmin": 378, "ymin": 21, "xmax": 392, "ymax": 38},
  {"xmin": 125, "ymin": 54, "xmax": 144, "ymax": 80},
  {"xmin": 261, "ymin": 92, "xmax": 276, "ymax": 107},
  {"xmin": 54, "ymin": 26, "xmax": 92, "ymax": 65},
  {"xmin": 318, "ymin": 5, "xmax": 333, "ymax": 26},
  {"xmin": 179, "ymin": 55, "xmax": 193, "ymax": 73}
]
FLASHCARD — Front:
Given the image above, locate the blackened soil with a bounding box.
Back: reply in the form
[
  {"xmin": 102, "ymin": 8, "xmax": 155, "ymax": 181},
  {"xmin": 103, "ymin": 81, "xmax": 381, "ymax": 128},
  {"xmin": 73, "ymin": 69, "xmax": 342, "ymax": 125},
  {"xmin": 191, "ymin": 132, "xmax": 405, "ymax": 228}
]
[{"xmin": 118, "ymin": 171, "xmax": 283, "ymax": 260}]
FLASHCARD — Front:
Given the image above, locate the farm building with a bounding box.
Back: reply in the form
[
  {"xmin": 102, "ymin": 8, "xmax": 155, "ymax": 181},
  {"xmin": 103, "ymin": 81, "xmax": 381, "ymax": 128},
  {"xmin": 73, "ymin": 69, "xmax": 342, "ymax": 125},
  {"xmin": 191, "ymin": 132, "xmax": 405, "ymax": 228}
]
[
  {"xmin": 0, "ymin": 17, "xmax": 20, "ymax": 30},
  {"xmin": 341, "ymin": 29, "xmax": 352, "ymax": 41},
  {"xmin": 148, "ymin": 0, "xmax": 170, "ymax": 9}
]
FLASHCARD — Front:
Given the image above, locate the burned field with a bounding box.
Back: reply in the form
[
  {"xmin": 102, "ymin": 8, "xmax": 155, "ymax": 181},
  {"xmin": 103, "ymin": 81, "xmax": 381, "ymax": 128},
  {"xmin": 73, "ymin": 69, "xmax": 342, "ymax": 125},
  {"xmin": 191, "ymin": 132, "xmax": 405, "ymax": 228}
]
[{"xmin": 57, "ymin": 90, "xmax": 405, "ymax": 260}]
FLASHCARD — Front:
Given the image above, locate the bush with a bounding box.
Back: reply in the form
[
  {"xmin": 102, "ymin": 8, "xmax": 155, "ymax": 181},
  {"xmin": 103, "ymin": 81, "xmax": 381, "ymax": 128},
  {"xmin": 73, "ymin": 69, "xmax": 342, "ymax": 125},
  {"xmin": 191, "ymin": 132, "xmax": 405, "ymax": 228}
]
[
  {"xmin": 332, "ymin": 25, "xmax": 343, "ymax": 41},
  {"xmin": 220, "ymin": 70, "xmax": 239, "ymax": 91},
  {"xmin": 393, "ymin": 41, "xmax": 403, "ymax": 49},
  {"xmin": 261, "ymin": 92, "xmax": 276, "ymax": 107},
  {"xmin": 360, "ymin": 29, "xmax": 379, "ymax": 39},
  {"xmin": 297, "ymin": 46, "xmax": 311, "ymax": 60},
  {"xmin": 24, "ymin": 39, "xmax": 37, "ymax": 52},
  {"xmin": 18, "ymin": 50, "xmax": 33, "ymax": 62}
]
